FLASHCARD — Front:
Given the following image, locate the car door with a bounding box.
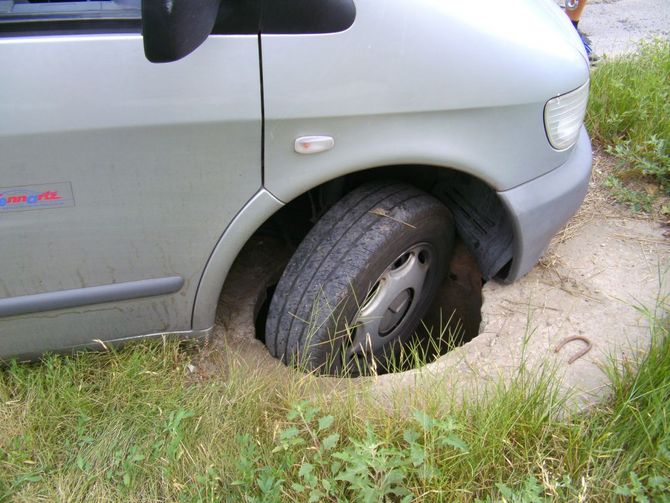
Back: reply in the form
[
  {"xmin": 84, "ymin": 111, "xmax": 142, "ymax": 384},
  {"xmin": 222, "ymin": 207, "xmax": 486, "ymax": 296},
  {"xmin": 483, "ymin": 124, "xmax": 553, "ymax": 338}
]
[{"xmin": 0, "ymin": 1, "xmax": 262, "ymax": 359}]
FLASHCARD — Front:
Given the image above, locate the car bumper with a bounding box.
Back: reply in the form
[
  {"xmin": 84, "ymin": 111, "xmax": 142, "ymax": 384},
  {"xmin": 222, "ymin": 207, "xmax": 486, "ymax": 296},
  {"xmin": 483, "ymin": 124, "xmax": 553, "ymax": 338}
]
[{"xmin": 498, "ymin": 126, "xmax": 592, "ymax": 282}]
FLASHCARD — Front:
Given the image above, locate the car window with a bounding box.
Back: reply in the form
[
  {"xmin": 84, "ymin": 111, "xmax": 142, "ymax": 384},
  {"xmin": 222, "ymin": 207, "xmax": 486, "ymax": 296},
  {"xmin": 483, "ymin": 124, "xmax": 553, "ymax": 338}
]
[
  {"xmin": 213, "ymin": 0, "xmax": 260, "ymax": 35},
  {"xmin": 1, "ymin": 0, "xmax": 262, "ymax": 37},
  {"xmin": 0, "ymin": 0, "xmax": 141, "ymax": 35},
  {"xmin": 212, "ymin": 0, "xmax": 356, "ymax": 36},
  {"xmin": 1, "ymin": 1, "xmax": 140, "ymax": 19},
  {"xmin": 1, "ymin": 0, "xmax": 356, "ymax": 38},
  {"xmin": 260, "ymin": 0, "xmax": 355, "ymax": 34}
]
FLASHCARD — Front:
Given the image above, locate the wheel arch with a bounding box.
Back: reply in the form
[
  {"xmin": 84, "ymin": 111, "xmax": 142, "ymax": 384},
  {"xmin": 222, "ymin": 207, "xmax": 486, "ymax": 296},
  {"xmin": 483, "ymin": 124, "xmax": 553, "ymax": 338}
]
[{"xmin": 191, "ymin": 164, "xmax": 516, "ymax": 332}]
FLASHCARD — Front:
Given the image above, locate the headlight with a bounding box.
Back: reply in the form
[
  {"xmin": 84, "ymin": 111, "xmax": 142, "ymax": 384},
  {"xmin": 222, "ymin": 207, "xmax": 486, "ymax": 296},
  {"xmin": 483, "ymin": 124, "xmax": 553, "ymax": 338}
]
[{"xmin": 544, "ymin": 81, "xmax": 589, "ymax": 150}]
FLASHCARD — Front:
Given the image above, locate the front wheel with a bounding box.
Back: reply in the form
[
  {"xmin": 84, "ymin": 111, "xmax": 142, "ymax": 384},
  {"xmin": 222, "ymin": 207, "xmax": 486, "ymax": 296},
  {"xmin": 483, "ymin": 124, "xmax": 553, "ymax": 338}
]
[{"xmin": 265, "ymin": 182, "xmax": 455, "ymax": 376}]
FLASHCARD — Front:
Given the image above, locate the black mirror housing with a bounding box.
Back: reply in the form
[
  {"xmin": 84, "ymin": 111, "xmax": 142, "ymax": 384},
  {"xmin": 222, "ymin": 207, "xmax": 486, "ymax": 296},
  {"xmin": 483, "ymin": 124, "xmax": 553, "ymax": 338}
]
[{"xmin": 142, "ymin": 0, "xmax": 222, "ymax": 63}]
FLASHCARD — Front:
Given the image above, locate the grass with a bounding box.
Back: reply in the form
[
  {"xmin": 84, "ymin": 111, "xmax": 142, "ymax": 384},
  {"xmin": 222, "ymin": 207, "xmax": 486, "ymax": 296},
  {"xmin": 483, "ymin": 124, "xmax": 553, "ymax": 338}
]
[
  {"xmin": 586, "ymin": 39, "xmax": 670, "ymax": 214},
  {"xmin": 1, "ymin": 301, "xmax": 668, "ymax": 501}
]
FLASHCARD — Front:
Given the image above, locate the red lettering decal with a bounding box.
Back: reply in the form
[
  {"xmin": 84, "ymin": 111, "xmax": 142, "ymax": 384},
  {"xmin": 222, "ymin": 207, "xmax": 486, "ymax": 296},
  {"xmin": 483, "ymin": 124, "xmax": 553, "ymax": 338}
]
[{"xmin": 42, "ymin": 191, "xmax": 62, "ymax": 201}]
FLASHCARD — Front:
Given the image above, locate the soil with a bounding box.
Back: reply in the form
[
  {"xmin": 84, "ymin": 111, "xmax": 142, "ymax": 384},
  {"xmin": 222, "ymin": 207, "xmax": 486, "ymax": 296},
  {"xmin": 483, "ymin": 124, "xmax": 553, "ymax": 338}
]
[{"xmin": 373, "ymin": 155, "xmax": 669, "ymax": 410}]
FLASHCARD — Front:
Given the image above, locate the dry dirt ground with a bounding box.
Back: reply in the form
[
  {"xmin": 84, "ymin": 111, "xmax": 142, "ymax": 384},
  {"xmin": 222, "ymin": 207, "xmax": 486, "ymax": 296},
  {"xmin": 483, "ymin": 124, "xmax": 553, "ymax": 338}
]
[
  {"xmin": 372, "ymin": 155, "xmax": 669, "ymax": 409},
  {"xmin": 195, "ymin": 151, "xmax": 669, "ymax": 410}
]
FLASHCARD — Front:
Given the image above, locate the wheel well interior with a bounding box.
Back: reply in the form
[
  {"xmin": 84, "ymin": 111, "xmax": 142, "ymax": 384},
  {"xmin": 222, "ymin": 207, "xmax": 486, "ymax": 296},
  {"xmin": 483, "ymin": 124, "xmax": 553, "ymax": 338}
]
[{"xmin": 250, "ymin": 165, "xmax": 515, "ymax": 282}]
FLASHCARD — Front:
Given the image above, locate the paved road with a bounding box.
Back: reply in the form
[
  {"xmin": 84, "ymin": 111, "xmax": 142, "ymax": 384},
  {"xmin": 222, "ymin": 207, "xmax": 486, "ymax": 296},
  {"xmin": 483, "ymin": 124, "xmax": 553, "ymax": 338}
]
[{"xmin": 557, "ymin": 0, "xmax": 670, "ymax": 56}]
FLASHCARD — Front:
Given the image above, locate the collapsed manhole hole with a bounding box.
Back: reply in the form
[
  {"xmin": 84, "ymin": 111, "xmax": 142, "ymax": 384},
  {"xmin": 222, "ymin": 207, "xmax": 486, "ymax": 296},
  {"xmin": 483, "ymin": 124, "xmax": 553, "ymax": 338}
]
[
  {"xmin": 215, "ymin": 236, "xmax": 483, "ymax": 377},
  {"xmin": 254, "ymin": 285, "xmax": 275, "ymax": 346},
  {"xmin": 397, "ymin": 239, "xmax": 483, "ymax": 372}
]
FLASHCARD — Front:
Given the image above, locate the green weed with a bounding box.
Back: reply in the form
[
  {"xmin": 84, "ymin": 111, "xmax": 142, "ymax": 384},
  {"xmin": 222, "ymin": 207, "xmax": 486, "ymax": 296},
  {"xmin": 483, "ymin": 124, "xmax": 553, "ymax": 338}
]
[
  {"xmin": 587, "ymin": 39, "xmax": 670, "ymax": 207},
  {"xmin": 604, "ymin": 174, "xmax": 654, "ymax": 212}
]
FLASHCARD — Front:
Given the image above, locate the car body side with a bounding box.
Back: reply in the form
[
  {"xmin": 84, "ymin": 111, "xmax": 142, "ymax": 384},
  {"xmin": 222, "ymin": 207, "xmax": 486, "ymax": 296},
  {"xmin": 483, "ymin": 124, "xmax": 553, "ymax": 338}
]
[{"xmin": 0, "ymin": 0, "xmax": 592, "ymax": 360}]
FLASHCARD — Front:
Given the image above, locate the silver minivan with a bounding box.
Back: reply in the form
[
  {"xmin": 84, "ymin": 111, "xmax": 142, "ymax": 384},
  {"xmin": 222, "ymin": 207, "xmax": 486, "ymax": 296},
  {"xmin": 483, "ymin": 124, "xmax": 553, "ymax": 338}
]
[{"xmin": 0, "ymin": 0, "xmax": 591, "ymax": 373}]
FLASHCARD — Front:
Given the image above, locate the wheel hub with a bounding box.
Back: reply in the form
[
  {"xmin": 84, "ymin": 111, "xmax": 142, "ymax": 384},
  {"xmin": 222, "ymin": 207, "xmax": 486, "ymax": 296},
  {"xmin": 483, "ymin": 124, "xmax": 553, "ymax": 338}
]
[
  {"xmin": 379, "ymin": 289, "xmax": 413, "ymax": 335},
  {"xmin": 347, "ymin": 243, "xmax": 434, "ymax": 362}
]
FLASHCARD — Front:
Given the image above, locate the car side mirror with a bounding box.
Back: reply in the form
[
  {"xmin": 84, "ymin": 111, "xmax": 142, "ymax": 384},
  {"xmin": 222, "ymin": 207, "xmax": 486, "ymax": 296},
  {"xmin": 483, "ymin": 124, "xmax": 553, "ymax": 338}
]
[{"xmin": 142, "ymin": 0, "xmax": 222, "ymax": 63}]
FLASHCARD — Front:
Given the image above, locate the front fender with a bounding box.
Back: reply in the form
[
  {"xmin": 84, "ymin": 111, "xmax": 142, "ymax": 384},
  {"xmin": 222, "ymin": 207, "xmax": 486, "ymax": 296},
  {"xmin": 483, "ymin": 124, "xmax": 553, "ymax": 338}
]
[{"xmin": 192, "ymin": 189, "xmax": 283, "ymax": 331}]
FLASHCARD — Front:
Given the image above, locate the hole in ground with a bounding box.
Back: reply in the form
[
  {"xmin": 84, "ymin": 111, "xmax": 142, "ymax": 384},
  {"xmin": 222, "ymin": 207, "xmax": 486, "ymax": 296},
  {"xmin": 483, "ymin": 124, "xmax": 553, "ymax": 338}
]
[
  {"xmin": 393, "ymin": 238, "xmax": 483, "ymax": 372},
  {"xmin": 254, "ymin": 285, "xmax": 275, "ymax": 345},
  {"xmin": 252, "ymin": 237, "xmax": 484, "ymax": 376}
]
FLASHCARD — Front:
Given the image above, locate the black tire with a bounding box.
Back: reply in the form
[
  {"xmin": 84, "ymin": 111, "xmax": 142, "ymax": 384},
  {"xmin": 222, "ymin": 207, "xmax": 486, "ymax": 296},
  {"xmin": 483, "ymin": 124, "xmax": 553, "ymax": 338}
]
[{"xmin": 265, "ymin": 181, "xmax": 455, "ymax": 375}]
